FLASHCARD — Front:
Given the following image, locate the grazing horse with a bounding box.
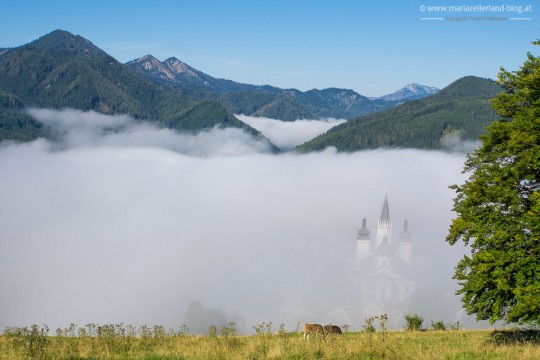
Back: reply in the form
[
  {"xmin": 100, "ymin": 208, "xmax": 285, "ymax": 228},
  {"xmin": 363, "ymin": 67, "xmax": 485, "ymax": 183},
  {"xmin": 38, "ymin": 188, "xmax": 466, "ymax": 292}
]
[
  {"xmin": 323, "ymin": 324, "xmax": 343, "ymax": 336},
  {"xmin": 303, "ymin": 323, "xmax": 324, "ymax": 339}
]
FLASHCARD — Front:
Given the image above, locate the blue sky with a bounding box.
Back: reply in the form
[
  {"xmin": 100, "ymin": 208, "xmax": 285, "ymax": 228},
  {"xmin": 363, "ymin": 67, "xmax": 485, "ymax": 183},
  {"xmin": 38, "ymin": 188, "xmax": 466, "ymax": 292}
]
[{"xmin": 1, "ymin": 0, "xmax": 538, "ymax": 95}]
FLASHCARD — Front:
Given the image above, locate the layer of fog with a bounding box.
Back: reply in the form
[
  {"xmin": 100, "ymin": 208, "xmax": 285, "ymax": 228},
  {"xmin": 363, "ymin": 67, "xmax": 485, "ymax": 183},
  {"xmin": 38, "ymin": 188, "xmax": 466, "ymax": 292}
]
[
  {"xmin": 235, "ymin": 114, "xmax": 346, "ymax": 150},
  {"xmin": 27, "ymin": 108, "xmax": 273, "ymax": 156},
  {"xmin": 0, "ymin": 109, "xmax": 479, "ymax": 333}
]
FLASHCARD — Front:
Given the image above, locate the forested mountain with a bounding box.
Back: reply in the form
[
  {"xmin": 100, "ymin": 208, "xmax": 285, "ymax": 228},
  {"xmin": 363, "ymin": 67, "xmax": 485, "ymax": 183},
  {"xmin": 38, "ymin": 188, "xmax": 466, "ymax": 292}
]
[
  {"xmin": 296, "ymin": 76, "xmax": 501, "ymax": 152},
  {"xmin": 0, "ymin": 30, "xmax": 268, "ymax": 143},
  {"xmin": 294, "ymin": 88, "xmax": 392, "ymax": 119},
  {"xmin": 126, "ymin": 55, "xmax": 439, "ymax": 121}
]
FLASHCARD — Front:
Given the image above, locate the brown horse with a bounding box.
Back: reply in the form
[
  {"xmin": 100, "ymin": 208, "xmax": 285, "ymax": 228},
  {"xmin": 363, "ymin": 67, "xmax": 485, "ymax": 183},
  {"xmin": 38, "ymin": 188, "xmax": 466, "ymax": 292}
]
[
  {"xmin": 303, "ymin": 323, "xmax": 324, "ymax": 339},
  {"xmin": 323, "ymin": 324, "xmax": 343, "ymax": 336}
]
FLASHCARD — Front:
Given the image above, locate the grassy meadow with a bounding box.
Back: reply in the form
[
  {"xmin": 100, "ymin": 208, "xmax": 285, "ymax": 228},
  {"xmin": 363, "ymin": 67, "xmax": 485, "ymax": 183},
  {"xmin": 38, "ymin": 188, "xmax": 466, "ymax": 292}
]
[{"xmin": 1, "ymin": 323, "xmax": 540, "ymax": 360}]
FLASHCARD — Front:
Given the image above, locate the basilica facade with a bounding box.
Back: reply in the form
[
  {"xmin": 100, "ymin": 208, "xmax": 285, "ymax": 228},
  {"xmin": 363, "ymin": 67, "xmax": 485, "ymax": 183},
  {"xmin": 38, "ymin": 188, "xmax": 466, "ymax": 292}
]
[{"xmin": 353, "ymin": 196, "xmax": 417, "ymax": 325}]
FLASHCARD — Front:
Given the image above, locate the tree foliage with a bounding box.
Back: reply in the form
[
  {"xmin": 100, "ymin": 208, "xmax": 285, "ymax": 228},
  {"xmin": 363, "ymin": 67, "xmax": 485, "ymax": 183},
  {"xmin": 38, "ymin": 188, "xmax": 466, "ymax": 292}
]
[{"xmin": 446, "ymin": 42, "xmax": 540, "ymax": 324}]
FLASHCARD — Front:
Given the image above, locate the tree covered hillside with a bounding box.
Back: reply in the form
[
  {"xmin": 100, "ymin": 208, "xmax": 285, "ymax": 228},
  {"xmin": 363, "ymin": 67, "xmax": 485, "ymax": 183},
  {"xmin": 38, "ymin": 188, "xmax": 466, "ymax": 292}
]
[
  {"xmin": 0, "ymin": 30, "xmax": 264, "ymax": 142},
  {"xmin": 296, "ymin": 76, "xmax": 501, "ymax": 152}
]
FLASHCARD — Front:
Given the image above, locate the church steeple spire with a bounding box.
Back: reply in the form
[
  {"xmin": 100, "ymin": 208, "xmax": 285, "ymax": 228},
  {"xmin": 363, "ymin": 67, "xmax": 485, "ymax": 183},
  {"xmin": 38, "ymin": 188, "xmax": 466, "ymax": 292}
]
[
  {"xmin": 376, "ymin": 195, "xmax": 392, "ymax": 247},
  {"xmin": 380, "ymin": 194, "xmax": 390, "ymax": 222}
]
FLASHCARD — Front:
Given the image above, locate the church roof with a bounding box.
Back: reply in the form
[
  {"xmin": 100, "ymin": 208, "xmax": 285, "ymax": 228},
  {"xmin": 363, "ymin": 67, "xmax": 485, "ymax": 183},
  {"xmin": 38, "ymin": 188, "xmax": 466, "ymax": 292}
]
[
  {"xmin": 380, "ymin": 195, "xmax": 390, "ymax": 222},
  {"xmin": 356, "ymin": 252, "xmax": 413, "ymax": 278},
  {"xmin": 364, "ymin": 266, "xmax": 405, "ymax": 280},
  {"xmin": 356, "ymin": 218, "xmax": 370, "ymax": 240}
]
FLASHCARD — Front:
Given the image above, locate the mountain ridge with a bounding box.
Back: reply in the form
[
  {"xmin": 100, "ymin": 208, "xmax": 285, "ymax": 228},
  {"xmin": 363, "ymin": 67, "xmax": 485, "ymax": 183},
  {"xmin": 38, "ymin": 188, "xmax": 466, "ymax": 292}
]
[
  {"xmin": 126, "ymin": 55, "xmax": 439, "ymax": 121},
  {"xmin": 3, "ymin": 29, "xmax": 494, "ymax": 154},
  {"xmin": 296, "ymin": 76, "xmax": 501, "ymax": 152},
  {"xmin": 0, "ymin": 29, "xmax": 277, "ymax": 150}
]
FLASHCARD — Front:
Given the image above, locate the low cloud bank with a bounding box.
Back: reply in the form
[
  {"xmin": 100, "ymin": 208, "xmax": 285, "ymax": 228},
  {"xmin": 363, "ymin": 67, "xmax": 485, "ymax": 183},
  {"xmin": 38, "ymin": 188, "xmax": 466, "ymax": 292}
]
[
  {"xmin": 27, "ymin": 108, "xmax": 273, "ymax": 156},
  {"xmin": 0, "ymin": 109, "xmax": 476, "ymax": 332},
  {"xmin": 440, "ymin": 131, "xmax": 481, "ymax": 153},
  {"xmin": 235, "ymin": 114, "xmax": 346, "ymax": 150}
]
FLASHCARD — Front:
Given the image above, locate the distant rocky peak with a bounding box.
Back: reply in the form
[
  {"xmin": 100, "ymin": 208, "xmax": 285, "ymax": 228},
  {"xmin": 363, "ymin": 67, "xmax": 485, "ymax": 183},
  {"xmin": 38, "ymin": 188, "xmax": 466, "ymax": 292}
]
[
  {"xmin": 126, "ymin": 55, "xmax": 176, "ymax": 81},
  {"xmin": 404, "ymin": 83, "xmax": 439, "ymax": 93},
  {"xmin": 164, "ymin": 57, "xmax": 198, "ymax": 77},
  {"xmin": 131, "ymin": 55, "xmax": 159, "ymax": 68},
  {"xmin": 136, "ymin": 54, "xmax": 159, "ymax": 62},
  {"xmin": 379, "ymin": 83, "xmax": 439, "ymax": 102}
]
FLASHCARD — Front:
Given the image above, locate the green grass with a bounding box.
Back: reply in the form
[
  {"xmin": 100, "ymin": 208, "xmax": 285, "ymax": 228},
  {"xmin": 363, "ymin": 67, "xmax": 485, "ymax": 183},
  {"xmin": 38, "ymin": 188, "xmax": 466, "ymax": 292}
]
[{"xmin": 1, "ymin": 325, "xmax": 540, "ymax": 359}]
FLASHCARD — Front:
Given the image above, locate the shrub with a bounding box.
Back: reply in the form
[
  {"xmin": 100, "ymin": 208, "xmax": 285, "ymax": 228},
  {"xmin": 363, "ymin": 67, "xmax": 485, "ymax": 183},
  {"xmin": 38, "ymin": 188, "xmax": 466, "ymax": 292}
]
[
  {"xmin": 431, "ymin": 320, "xmax": 447, "ymax": 331},
  {"xmin": 221, "ymin": 322, "xmax": 237, "ymax": 337},
  {"xmin": 5, "ymin": 324, "xmax": 50, "ymax": 360},
  {"xmin": 277, "ymin": 323, "xmax": 287, "ymax": 337},
  {"xmin": 363, "ymin": 317, "xmax": 376, "ymax": 333},
  {"xmin": 404, "ymin": 314, "xmax": 424, "ymax": 331},
  {"xmin": 178, "ymin": 324, "xmax": 190, "ymax": 336},
  {"xmin": 253, "ymin": 321, "xmax": 273, "ymax": 336},
  {"xmin": 363, "ymin": 314, "xmax": 388, "ymax": 333},
  {"xmin": 208, "ymin": 325, "xmax": 218, "ymax": 337}
]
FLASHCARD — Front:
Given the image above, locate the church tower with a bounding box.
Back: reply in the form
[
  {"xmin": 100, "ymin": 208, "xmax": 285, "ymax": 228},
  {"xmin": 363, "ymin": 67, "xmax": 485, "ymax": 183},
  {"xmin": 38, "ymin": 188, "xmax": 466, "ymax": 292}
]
[
  {"xmin": 397, "ymin": 220, "xmax": 413, "ymax": 265},
  {"xmin": 356, "ymin": 218, "xmax": 371, "ymax": 264},
  {"xmin": 376, "ymin": 195, "xmax": 392, "ymax": 248}
]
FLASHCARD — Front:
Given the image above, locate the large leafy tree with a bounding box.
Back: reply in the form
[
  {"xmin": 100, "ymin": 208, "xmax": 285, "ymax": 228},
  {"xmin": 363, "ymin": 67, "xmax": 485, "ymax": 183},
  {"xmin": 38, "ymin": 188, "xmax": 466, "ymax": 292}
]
[{"xmin": 446, "ymin": 41, "xmax": 540, "ymax": 324}]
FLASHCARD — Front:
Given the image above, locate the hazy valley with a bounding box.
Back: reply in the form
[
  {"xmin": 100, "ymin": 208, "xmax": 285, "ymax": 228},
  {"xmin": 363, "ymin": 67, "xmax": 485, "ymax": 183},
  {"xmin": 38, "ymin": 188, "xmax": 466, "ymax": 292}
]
[{"xmin": 0, "ymin": 30, "xmax": 504, "ymax": 334}]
